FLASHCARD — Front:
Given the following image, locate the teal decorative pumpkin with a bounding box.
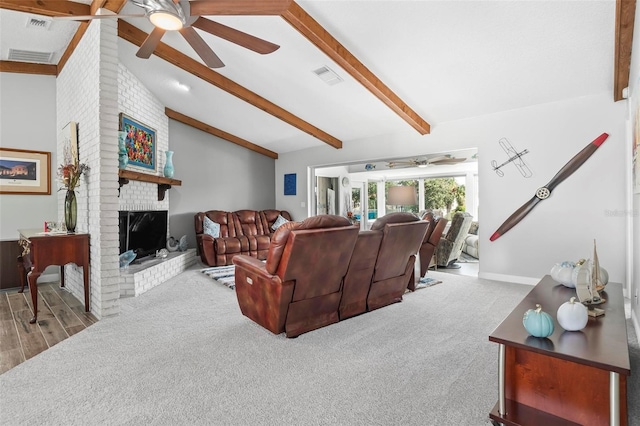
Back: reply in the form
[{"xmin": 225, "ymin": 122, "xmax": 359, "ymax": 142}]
[{"xmin": 523, "ymin": 304, "xmax": 555, "ymax": 337}]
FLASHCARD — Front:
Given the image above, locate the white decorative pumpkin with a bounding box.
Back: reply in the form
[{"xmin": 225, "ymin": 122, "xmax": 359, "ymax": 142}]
[
  {"xmin": 550, "ymin": 261, "xmax": 576, "ymax": 287},
  {"xmin": 556, "ymin": 297, "xmax": 588, "ymax": 331}
]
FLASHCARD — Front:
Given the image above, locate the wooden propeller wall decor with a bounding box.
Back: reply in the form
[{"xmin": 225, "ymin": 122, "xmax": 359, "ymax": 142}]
[
  {"xmin": 489, "ymin": 132, "xmax": 609, "ymax": 242},
  {"xmin": 56, "ymin": 0, "xmax": 289, "ymax": 68}
]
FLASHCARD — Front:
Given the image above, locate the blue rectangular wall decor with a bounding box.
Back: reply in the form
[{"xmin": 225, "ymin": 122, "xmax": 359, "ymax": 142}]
[{"xmin": 284, "ymin": 173, "xmax": 296, "ymax": 195}]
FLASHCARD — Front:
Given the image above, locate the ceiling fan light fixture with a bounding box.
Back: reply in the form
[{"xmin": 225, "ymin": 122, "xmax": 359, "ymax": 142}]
[{"xmin": 149, "ymin": 11, "xmax": 184, "ymax": 30}]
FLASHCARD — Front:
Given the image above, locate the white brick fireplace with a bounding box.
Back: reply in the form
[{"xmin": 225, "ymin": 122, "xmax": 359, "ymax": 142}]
[{"xmin": 56, "ymin": 19, "xmax": 193, "ymax": 318}]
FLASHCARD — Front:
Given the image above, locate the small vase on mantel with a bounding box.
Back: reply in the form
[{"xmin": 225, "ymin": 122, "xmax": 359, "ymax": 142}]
[
  {"xmin": 163, "ymin": 150, "xmax": 174, "ymax": 178},
  {"xmin": 64, "ymin": 189, "xmax": 77, "ymax": 233}
]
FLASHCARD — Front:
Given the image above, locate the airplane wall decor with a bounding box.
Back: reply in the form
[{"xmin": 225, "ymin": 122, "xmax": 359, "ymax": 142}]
[{"xmin": 491, "ymin": 138, "xmax": 532, "ymax": 178}]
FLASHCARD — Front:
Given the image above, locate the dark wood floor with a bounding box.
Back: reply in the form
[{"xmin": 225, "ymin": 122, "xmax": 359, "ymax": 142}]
[{"xmin": 0, "ymin": 282, "xmax": 98, "ymax": 374}]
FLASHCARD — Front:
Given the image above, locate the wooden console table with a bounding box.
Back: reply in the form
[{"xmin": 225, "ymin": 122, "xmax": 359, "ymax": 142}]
[
  {"xmin": 17, "ymin": 229, "xmax": 90, "ymax": 324},
  {"xmin": 489, "ymin": 275, "xmax": 630, "ymax": 426}
]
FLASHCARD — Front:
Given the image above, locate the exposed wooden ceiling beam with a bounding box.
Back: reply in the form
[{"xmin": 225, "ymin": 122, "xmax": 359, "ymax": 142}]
[
  {"xmin": 0, "ymin": 1, "xmax": 90, "ymax": 17},
  {"xmin": 281, "ymin": 1, "xmax": 431, "ymax": 135},
  {"xmin": 165, "ymin": 108, "xmax": 278, "ymax": 159},
  {"xmin": 0, "ymin": 1, "xmax": 126, "ymax": 75},
  {"xmin": 118, "ymin": 20, "xmax": 342, "ymax": 149},
  {"xmin": 189, "ymin": 0, "xmax": 292, "ymax": 16},
  {"xmin": 614, "ymin": 0, "xmax": 636, "ymax": 102},
  {"xmin": 95, "ymin": 0, "xmax": 127, "ymax": 15},
  {"xmin": 57, "ymin": 22, "xmax": 89, "ymax": 74},
  {"xmin": 0, "ymin": 61, "xmax": 57, "ymax": 75}
]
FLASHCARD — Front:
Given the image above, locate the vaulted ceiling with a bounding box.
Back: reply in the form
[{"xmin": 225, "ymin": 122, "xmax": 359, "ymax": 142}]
[{"xmin": 0, "ymin": 0, "xmax": 635, "ymax": 159}]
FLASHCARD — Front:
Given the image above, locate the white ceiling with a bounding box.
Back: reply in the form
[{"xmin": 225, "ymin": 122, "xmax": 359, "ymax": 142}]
[{"xmin": 0, "ymin": 1, "xmax": 617, "ymax": 156}]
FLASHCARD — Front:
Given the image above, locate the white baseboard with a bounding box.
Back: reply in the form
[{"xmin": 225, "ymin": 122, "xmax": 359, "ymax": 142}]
[
  {"xmin": 478, "ymin": 272, "xmax": 538, "ymax": 286},
  {"xmin": 632, "ymin": 309, "xmax": 640, "ymax": 343}
]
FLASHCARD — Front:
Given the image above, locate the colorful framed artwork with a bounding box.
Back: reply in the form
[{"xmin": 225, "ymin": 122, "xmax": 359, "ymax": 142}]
[
  {"xmin": 0, "ymin": 148, "xmax": 51, "ymax": 195},
  {"xmin": 119, "ymin": 113, "xmax": 156, "ymax": 171},
  {"xmin": 61, "ymin": 121, "xmax": 79, "ymax": 166},
  {"xmin": 284, "ymin": 173, "xmax": 296, "ymax": 195}
]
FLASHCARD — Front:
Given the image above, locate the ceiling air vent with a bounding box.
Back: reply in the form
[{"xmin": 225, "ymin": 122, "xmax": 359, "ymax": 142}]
[
  {"xmin": 26, "ymin": 16, "xmax": 52, "ymax": 30},
  {"xmin": 8, "ymin": 49, "xmax": 54, "ymax": 64},
  {"xmin": 312, "ymin": 66, "xmax": 343, "ymax": 86}
]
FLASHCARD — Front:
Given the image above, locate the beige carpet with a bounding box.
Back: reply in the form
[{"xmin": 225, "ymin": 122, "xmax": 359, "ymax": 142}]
[{"xmin": 1, "ymin": 267, "xmax": 638, "ymax": 425}]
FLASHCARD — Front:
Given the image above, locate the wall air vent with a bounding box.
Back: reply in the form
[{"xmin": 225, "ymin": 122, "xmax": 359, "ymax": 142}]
[
  {"xmin": 8, "ymin": 49, "xmax": 54, "ymax": 64},
  {"xmin": 312, "ymin": 66, "xmax": 343, "ymax": 86},
  {"xmin": 26, "ymin": 16, "xmax": 52, "ymax": 30}
]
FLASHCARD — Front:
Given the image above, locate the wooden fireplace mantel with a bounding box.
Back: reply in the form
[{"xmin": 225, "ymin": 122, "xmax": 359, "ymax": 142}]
[{"xmin": 118, "ymin": 169, "xmax": 182, "ymax": 201}]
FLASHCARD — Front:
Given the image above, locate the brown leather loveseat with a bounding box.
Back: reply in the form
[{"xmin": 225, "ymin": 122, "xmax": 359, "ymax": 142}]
[
  {"xmin": 232, "ymin": 215, "xmax": 359, "ymax": 337},
  {"xmin": 194, "ymin": 209, "xmax": 292, "ymax": 267}
]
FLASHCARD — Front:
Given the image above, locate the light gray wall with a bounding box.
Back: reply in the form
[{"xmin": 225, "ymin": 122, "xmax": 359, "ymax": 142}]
[
  {"xmin": 167, "ymin": 120, "xmax": 276, "ymax": 250},
  {"xmin": 0, "ymin": 73, "xmax": 58, "ymax": 241},
  {"xmin": 276, "ymin": 93, "xmax": 629, "ymax": 285},
  {"xmin": 627, "ymin": 0, "xmax": 640, "ymax": 338}
]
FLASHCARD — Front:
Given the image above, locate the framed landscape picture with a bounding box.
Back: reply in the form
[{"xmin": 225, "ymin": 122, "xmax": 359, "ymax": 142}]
[
  {"xmin": 119, "ymin": 113, "xmax": 156, "ymax": 171},
  {"xmin": 0, "ymin": 148, "xmax": 51, "ymax": 195}
]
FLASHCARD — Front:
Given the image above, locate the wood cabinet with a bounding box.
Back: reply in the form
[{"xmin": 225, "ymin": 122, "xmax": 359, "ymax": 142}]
[
  {"xmin": 488, "ymin": 276, "xmax": 630, "ymax": 425},
  {"xmin": 0, "ymin": 240, "xmax": 22, "ymax": 290}
]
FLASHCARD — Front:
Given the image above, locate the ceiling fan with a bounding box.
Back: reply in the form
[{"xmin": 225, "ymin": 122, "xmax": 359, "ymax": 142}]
[
  {"xmin": 387, "ymin": 155, "xmax": 466, "ymax": 169},
  {"xmin": 56, "ymin": 0, "xmax": 291, "ymax": 68}
]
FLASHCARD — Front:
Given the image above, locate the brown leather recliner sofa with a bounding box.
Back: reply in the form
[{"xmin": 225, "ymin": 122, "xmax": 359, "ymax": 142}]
[
  {"xmin": 340, "ymin": 212, "xmax": 429, "ymax": 319},
  {"xmin": 232, "ymin": 215, "xmax": 359, "ymax": 338},
  {"xmin": 194, "ymin": 209, "xmax": 292, "ymax": 267},
  {"xmin": 417, "ymin": 217, "xmax": 448, "ymax": 280}
]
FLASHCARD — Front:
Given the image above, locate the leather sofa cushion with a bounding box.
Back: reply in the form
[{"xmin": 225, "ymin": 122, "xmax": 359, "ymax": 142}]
[
  {"xmin": 265, "ymin": 215, "xmax": 352, "ymax": 275},
  {"xmin": 235, "ymin": 210, "xmax": 264, "ymax": 236},
  {"xmin": 266, "ymin": 221, "xmax": 299, "ymax": 274},
  {"xmin": 370, "ymin": 212, "xmax": 420, "ymax": 231}
]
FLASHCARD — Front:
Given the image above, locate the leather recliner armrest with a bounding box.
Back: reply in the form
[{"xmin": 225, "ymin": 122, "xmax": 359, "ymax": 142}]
[{"xmin": 233, "ymin": 254, "xmax": 271, "ymax": 278}]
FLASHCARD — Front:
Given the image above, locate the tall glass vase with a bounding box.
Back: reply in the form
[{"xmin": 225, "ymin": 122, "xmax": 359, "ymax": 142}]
[
  {"xmin": 163, "ymin": 150, "xmax": 174, "ymax": 178},
  {"xmin": 64, "ymin": 189, "xmax": 77, "ymax": 233}
]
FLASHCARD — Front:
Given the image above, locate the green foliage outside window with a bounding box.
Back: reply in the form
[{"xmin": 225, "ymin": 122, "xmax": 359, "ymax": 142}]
[{"xmin": 351, "ymin": 177, "xmax": 465, "ymax": 219}]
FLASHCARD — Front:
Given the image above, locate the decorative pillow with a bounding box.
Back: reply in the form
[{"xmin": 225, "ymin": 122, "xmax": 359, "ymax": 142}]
[
  {"xmin": 468, "ymin": 221, "xmax": 479, "ymax": 235},
  {"xmin": 203, "ymin": 216, "xmax": 220, "ymax": 238},
  {"xmin": 271, "ymin": 214, "xmax": 289, "ymax": 231}
]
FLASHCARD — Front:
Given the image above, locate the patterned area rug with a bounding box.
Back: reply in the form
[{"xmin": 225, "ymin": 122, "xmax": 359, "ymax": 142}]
[
  {"xmin": 200, "ymin": 265, "xmax": 236, "ymax": 290},
  {"xmin": 415, "ymin": 276, "xmax": 443, "ymax": 290}
]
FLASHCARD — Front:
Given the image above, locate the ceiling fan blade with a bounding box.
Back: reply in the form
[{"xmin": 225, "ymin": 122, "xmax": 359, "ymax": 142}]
[
  {"xmin": 53, "ymin": 14, "xmax": 145, "ymax": 20},
  {"xmin": 429, "ymin": 158, "xmax": 466, "ymax": 165},
  {"xmin": 189, "ymin": 0, "xmax": 292, "ymax": 16},
  {"xmin": 137, "ymin": 27, "xmax": 166, "ymax": 59},
  {"xmin": 191, "ymin": 17, "xmax": 279, "ymax": 54},
  {"xmin": 52, "ymin": 7, "xmax": 144, "ymax": 20},
  {"xmin": 387, "ymin": 162, "xmax": 416, "ymax": 168},
  {"xmin": 179, "ymin": 26, "xmax": 224, "ymax": 68}
]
